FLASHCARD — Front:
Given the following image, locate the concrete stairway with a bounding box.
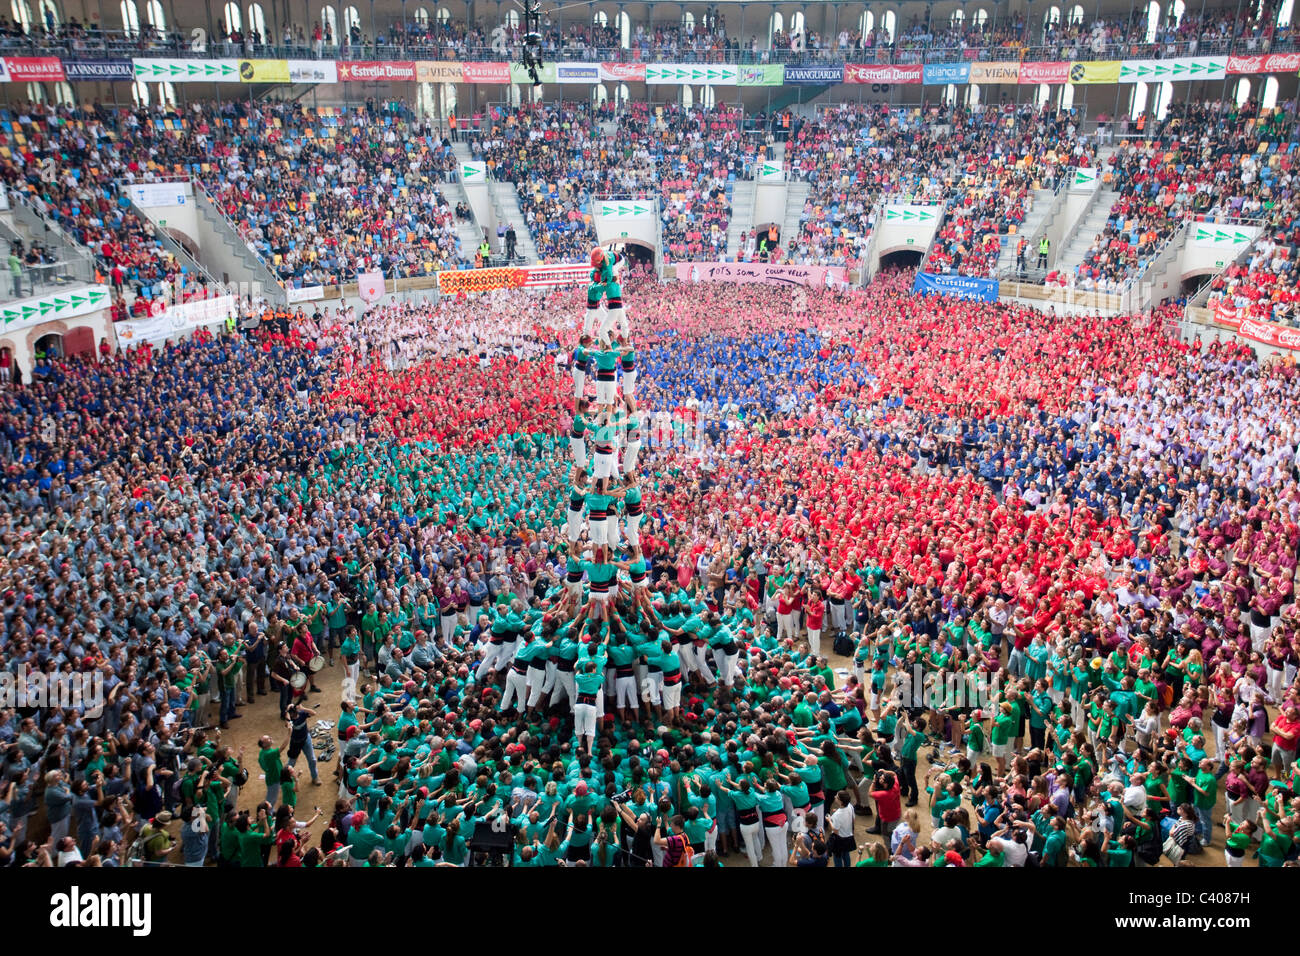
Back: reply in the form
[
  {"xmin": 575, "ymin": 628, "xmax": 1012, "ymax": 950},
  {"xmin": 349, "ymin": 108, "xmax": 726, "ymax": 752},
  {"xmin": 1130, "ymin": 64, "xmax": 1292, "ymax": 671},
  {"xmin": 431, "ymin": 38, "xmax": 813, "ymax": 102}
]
[{"xmin": 724, "ymin": 179, "xmax": 756, "ymax": 260}]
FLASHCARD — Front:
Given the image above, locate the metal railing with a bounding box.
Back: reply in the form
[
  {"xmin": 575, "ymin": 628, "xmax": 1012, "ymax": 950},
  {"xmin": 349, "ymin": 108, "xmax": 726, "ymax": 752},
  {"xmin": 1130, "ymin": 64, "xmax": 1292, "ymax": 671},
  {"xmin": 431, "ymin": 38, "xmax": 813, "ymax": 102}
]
[{"xmin": 2, "ymin": 25, "xmax": 1296, "ymax": 68}]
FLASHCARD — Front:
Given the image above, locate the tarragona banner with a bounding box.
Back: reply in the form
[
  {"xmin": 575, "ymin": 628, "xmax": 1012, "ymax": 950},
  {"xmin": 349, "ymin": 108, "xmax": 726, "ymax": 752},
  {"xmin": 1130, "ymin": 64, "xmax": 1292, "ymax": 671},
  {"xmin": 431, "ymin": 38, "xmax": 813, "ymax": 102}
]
[
  {"xmin": 676, "ymin": 261, "xmax": 849, "ymax": 288},
  {"xmin": 1214, "ymin": 304, "xmax": 1300, "ymax": 351},
  {"xmin": 435, "ymin": 263, "xmax": 590, "ymax": 295}
]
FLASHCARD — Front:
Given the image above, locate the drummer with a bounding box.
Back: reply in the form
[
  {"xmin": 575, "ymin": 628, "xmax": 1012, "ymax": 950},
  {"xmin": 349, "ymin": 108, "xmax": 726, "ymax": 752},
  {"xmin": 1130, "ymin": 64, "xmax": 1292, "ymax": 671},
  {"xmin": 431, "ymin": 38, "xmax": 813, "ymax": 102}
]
[
  {"xmin": 270, "ymin": 644, "xmax": 305, "ymax": 721},
  {"xmin": 291, "ymin": 624, "xmax": 324, "ymax": 696}
]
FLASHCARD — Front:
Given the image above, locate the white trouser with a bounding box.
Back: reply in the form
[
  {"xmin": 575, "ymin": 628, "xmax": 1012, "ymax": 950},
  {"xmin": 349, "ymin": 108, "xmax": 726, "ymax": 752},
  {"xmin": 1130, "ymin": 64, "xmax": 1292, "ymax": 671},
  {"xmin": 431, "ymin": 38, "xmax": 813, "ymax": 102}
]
[
  {"xmin": 661, "ymin": 680, "xmax": 682, "ymax": 711},
  {"xmin": 740, "ymin": 820, "xmax": 764, "ymax": 867},
  {"xmin": 594, "ymin": 451, "xmax": 616, "ymax": 480},
  {"xmin": 624, "ymin": 514, "xmax": 641, "ymax": 546},
  {"xmin": 574, "ymin": 702, "xmax": 598, "ymax": 740},
  {"xmin": 615, "ymin": 675, "xmax": 638, "ymax": 709},
  {"xmin": 476, "ymin": 642, "xmax": 506, "ymax": 679},
  {"xmin": 501, "ymin": 669, "xmax": 528, "ymax": 712},
  {"xmin": 807, "ymin": 628, "xmax": 821, "ymax": 658},
  {"xmin": 440, "ymin": 614, "xmax": 458, "ymax": 646},
  {"xmin": 622, "ymin": 369, "xmax": 636, "ymax": 397},
  {"xmin": 569, "ymin": 436, "xmax": 587, "ymax": 469},
  {"xmin": 693, "ymin": 645, "xmax": 717, "ymax": 685},
  {"xmin": 643, "ymin": 672, "xmax": 663, "ymax": 705},
  {"xmin": 526, "ymin": 667, "xmax": 549, "ymax": 707},
  {"xmin": 1266, "ymin": 664, "xmax": 1284, "ymax": 702},
  {"xmin": 596, "ymin": 377, "xmax": 616, "ymax": 405},
  {"xmin": 589, "ymin": 516, "xmax": 608, "ymax": 546},
  {"xmin": 567, "ymin": 508, "xmax": 584, "ymax": 543},
  {"xmin": 583, "ymin": 308, "xmax": 599, "ymax": 338},
  {"xmin": 608, "ymin": 515, "xmax": 621, "ymax": 552},
  {"xmin": 573, "ymin": 369, "xmax": 585, "ymax": 399},
  {"xmin": 623, "ymin": 440, "xmax": 641, "ymax": 475},
  {"xmin": 777, "ymin": 612, "xmax": 795, "ymax": 642},
  {"xmin": 712, "ymin": 647, "xmax": 736, "ymax": 685},
  {"xmin": 764, "ymin": 823, "xmax": 789, "ymax": 866},
  {"xmin": 598, "ymin": 307, "xmax": 627, "ymax": 342},
  {"xmin": 551, "ymin": 670, "xmax": 577, "ymax": 710}
]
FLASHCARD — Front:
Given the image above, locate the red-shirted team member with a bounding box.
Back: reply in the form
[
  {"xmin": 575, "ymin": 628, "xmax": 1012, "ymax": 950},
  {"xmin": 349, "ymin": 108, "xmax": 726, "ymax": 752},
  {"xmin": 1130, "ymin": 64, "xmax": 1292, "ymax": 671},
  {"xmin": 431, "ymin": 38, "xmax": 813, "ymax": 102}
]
[
  {"xmin": 291, "ymin": 628, "xmax": 322, "ymax": 695},
  {"xmin": 803, "ymin": 588, "xmax": 826, "ymax": 658}
]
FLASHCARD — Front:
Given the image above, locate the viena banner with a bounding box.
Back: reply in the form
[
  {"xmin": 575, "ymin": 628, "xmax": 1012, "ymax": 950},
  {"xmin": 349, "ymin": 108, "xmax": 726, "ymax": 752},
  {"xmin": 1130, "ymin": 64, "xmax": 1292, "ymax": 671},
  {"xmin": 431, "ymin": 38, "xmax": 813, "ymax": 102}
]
[{"xmin": 913, "ymin": 272, "xmax": 1000, "ymax": 303}]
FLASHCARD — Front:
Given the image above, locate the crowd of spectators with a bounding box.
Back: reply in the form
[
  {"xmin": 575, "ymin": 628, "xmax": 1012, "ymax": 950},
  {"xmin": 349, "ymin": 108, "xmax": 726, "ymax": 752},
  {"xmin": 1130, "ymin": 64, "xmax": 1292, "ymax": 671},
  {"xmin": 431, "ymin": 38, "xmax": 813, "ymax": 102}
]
[
  {"xmin": 3, "ymin": 267, "xmax": 1300, "ymax": 871},
  {"xmin": 1062, "ymin": 99, "xmax": 1295, "ymax": 292}
]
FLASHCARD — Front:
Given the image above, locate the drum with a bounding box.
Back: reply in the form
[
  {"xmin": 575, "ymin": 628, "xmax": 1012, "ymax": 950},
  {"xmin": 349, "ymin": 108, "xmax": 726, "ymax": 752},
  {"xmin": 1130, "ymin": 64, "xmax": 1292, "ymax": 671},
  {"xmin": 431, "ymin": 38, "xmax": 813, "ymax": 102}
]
[
  {"xmin": 289, "ymin": 671, "xmax": 308, "ymax": 690},
  {"xmin": 309, "ymin": 655, "xmax": 326, "ymax": 673}
]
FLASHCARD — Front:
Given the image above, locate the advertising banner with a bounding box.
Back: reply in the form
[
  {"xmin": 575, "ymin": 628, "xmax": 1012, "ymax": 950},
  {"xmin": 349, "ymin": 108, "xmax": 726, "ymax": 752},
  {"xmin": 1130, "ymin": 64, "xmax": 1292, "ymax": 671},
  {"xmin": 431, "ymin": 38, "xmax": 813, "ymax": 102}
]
[
  {"xmin": 970, "ymin": 61, "xmax": 1020, "ymax": 83},
  {"xmin": 238, "ymin": 58, "xmax": 289, "ymax": 83},
  {"xmin": 1118, "ymin": 57, "xmax": 1226, "ymax": 81},
  {"xmin": 784, "ymin": 64, "xmax": 845, "ymax": 84},
  {"xmin": 127, "ymin": 182, "xmax": 190, "ymax": 207},
  {"xmin": 115, "ymin": 295, "xmax": 236, "ymax": 345},
  {"xmin": 460, "ymin": 162, "xmax": 487, "ymax": 184},
  {"xmin": 738, "ymin": 64, "xmax": 785, "ymax": 86},
  {"xmin": 1190, "ymin": 224, "xmax": 1259, "ymax": 247},
  {"xmin": 923, "ymin": 62, "xmax": 971, "ymax": 85},
  {"xmin": 599, "ymin": 61, "xmax": 645, "ymax": 82},
  {"xmin": 596, "ymin": 201, "xmax": 654, "ymax": 219},
  {"xmin": 509, "ymin": 62, "xmax": 557, "ymax": 84},
  {"xmin": 1018, "ymin": 61, "xmax": 1070, "ymax": 84},
  {"xmin": 5, "ymin": 56, "xmax": 64, "ymax": 81},
  {"xmin": 554, "ymin": 62, "xmax": 599, "ymax": 82},
  {"xmin": 1227, "ymin": 52, "xmax": 1300, "ymax": 74},
  {"xmin": 1068, "ymin": 60, "xmax": 1121, "ymax": 84},
  {"xmin": 61, "ymin": 58, "xmax": 133, "ymax": 81},
  {"xmin": 913, "ymin": 272, "xmax": 1000, "ymax": 302},
  {"xmin": 674, "ymin": 262, "xmax": 848, "ymax": 288},
  {"xmin": 415, "ymin": 61, "xmax": 464, "ymax": 83},
  {"xmin": 462, "ymin": 61, "xmax": 511, "ymax": 83},
  {"xmin": 843, "ymin": 63, "xmax": 922, "ymax": 84},
  {"xmin": 644, "ymin": 63, "xmax": 738, "ymax": 84},
  {"xmin": 0, "ymin": 285, "xmax": 110, "ymax": 334},
  {"xmin": 757, "ymin": 161, "xmax": 784, "ymax": 182},
  {"xmin": 1236, "ymin": 315, "xmax": 1300, "ymax": 350},
  {"xmin": 435, "ymin": 263, "xmax": 590, "ymax": 295},
  {"xmin": 1069, "ymin": 168, "xmax": 1099, "ymax": 192},
  {"xmin": 133, "ymin": 58, "xmax": 239, "ymax": 81},
  {"xmin": 287, "ymin": 59, "xmax": 337, "ymax": 83},
  {"xmin": 285, "ymin": 285, "xmax": 325, "ymax": 304},
  {"xmin": 339, "ymin": 60, "xmax": 416, "ymax": 82}
]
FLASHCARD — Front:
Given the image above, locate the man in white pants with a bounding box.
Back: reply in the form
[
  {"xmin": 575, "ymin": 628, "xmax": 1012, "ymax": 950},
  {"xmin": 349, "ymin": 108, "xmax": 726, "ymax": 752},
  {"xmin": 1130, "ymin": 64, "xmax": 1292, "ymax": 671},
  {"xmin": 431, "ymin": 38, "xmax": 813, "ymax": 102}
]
[
  {"xmin": 591, "ymin": 416, "xmax": 618, "ymax": 482},
  {"xmin": 569, "ymin": 398, "xmax": 590, "ymax": 470},
  {"xmin": 571, "ymin": 335, "xmax": 592, "ymax": 399},
  {"xmin": 573, "ymin": 660, "xmax": 604, "ymax": 754}
]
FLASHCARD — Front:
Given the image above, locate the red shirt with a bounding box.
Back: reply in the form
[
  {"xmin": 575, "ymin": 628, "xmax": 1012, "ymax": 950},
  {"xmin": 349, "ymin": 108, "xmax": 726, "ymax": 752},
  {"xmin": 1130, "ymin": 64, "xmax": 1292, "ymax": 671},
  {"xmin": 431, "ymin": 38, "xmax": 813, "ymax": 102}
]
[{"xmin": 870, "ymin": 780, "xmax": 901, "ymax": 823}]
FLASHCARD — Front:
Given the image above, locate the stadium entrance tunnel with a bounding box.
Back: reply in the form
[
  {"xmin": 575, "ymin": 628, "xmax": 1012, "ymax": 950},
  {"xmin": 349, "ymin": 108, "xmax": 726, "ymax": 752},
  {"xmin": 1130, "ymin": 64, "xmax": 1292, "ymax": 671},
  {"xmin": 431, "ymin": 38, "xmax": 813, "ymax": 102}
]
[
  {"xmin": 880, "ymin": 249, "xmax": 924, "ymax": 270},
  {"xmin": 602, "ymin": 239, "xmax": 655, "ymax": 270}
]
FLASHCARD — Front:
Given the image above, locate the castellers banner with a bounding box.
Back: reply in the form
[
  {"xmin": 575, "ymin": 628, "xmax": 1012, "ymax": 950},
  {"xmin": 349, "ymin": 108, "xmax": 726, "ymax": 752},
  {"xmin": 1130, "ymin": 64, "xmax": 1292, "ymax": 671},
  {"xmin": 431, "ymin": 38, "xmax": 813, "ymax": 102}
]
[{"xmin": 913, "ymin": 272, "xmax": 1000, "ymax": 302}]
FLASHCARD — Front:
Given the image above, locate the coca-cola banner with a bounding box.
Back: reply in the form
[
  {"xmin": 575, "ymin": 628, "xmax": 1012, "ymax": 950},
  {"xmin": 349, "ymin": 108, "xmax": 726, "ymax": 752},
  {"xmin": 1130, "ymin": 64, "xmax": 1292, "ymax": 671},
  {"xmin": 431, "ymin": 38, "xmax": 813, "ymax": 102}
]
[
  {"xmin": 599, "ymin": 62, "xmax": 645, "ymax": 82},
  {"xmin": 843, "ymin": 63, "xmax": 922, "ymax": 84},
  {"xmin": 1214, "ymin": 305, "xmax": 1300, "ymax": 350},
  {"xmin": 339, "ymin": 61, "xmax": 416, "ymax": 82},
  {"xmin": 1227, "ymin": 52, "xmax": 1300, "ymax": 74},
  {"xmin": 1018, "ymin": 61, "xmax": 1070, "ymax": 84},
  {"xmin": 462, "ymin": 61, "xmax": 510, "ymax": 83}
]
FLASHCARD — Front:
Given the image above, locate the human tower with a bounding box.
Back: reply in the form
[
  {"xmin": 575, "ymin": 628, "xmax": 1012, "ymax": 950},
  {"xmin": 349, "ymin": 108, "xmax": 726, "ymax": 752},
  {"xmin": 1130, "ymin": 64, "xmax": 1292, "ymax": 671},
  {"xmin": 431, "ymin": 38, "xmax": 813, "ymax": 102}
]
[{"xmin": 478, "ymin": 247, "xmax": 741, "ymax": 755}]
